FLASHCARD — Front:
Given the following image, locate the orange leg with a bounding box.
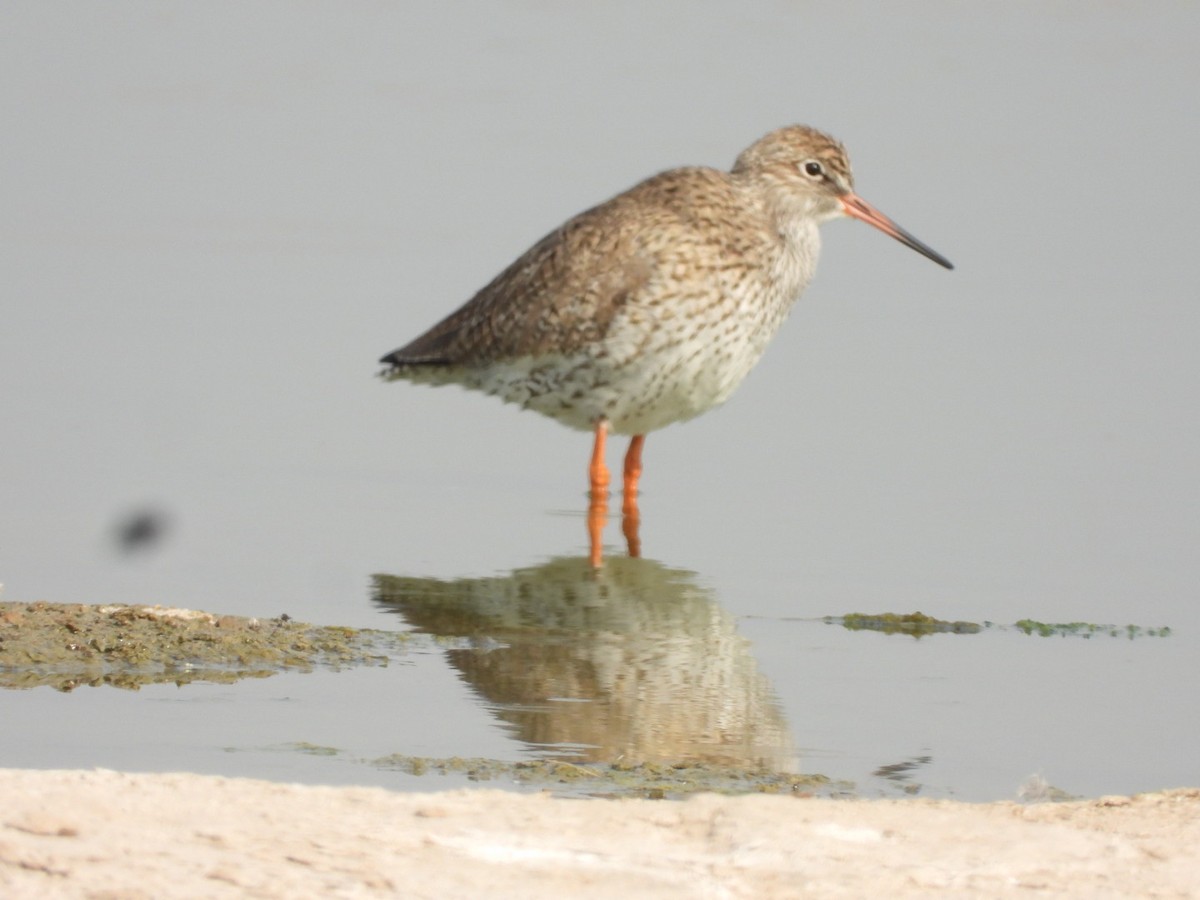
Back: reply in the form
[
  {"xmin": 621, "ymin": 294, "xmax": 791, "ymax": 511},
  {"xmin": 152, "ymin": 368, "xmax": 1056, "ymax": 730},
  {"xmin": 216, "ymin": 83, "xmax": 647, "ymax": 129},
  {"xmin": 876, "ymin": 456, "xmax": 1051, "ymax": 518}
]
[
  {"xmin": 587, "ymin": 420, "xmax": 611, "ymax": 567},
  {"xmin": 621, "ymin": 435, "xmax": 644, "ymax": 558},
  {"xmin": 622, "ymin": 435, "xmax": 644, "ymax": 499},
  {"xmin": 589, "ymin": 419, "xmax": 611, "ymax": 496}
]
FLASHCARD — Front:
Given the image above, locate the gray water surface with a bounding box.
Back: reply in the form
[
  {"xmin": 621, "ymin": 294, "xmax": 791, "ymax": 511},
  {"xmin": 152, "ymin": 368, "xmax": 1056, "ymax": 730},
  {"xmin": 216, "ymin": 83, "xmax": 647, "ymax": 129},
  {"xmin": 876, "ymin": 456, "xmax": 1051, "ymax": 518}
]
[{"xmin": 2, "ymin": 2, "xmax": 1197, "ymax": 801}]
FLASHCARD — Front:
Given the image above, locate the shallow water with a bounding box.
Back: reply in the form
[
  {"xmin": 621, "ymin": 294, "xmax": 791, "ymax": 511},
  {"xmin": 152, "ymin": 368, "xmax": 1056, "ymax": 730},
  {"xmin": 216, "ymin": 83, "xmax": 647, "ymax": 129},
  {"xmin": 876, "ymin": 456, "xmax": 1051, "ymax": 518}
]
[
  {"xmin": 2, "ymin": 2, "xmax": 1198, "ymax": 801},
  {"xmin": 0, "ymin": 574, "xmax": 1188, "ymax": 801}
]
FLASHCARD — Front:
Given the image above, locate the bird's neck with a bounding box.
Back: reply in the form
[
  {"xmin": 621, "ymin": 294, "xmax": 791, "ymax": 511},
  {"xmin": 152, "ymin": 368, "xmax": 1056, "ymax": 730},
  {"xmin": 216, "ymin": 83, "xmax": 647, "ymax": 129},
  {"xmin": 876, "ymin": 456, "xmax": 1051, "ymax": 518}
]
[{"xmin": 772, "ymin": 216, "xmax": 821, "ymax": 299}]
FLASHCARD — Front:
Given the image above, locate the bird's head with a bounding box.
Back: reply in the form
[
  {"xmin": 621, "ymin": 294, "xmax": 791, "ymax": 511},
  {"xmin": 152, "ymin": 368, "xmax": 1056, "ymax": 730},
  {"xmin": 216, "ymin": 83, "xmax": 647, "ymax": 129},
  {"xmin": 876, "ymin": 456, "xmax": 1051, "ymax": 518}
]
[{"xmin": 733, "ymin": 125, "xmax": 953, "ymax": 269}]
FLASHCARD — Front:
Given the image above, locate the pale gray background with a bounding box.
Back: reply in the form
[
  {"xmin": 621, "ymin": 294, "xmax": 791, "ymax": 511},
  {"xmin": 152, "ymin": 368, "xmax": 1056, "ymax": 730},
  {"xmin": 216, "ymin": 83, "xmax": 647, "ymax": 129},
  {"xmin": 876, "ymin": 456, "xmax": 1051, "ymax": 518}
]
[{"xmin": 2, "ymin": 2, "xmax": 1197, "ymax": 799}]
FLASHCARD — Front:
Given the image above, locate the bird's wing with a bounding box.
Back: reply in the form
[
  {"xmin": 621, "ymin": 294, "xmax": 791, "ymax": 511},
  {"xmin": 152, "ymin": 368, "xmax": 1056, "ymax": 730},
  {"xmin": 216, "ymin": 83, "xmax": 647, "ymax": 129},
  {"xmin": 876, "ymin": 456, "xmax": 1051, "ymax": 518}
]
[{"xmin": 380, "ymin": 168, "xmax": 733, "ymax": 369}]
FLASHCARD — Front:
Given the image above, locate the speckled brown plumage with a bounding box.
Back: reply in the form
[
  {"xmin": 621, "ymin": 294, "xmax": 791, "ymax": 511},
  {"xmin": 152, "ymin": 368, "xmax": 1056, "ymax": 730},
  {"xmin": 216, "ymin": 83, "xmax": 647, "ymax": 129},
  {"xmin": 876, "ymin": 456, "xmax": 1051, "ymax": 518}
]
[
  {"xmin": 381, "ymin": 123, "xmax": 949, "ymax": 560},
  {"xmin": 380, "ymin": 125, "xmax": 949, "ymax": 440}
]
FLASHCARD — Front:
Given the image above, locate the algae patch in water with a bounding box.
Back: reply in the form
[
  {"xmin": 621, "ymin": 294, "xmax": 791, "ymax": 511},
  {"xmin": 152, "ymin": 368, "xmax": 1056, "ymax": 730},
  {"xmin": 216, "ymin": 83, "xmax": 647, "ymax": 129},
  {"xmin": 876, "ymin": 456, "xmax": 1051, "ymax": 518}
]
[
  {"xmin": 0, "ymin": 601, "xmax": 412, "ymax": 691},
  {"xmin": 1013, "ymin": 619, "xmax": 1172, "ymax": 639},
  {"xmin": 829, "ymin": 611, "xmax": 980, "ymax": 636},
  {"xmin": 824, "ymin": 611, "xmax": 1172, "ymax": 640},
  {"xmin": 370, "ymin": 753, "xmax": 844, "ymax": 799},
  {"xmin": 284, "ymin": 742, "xmax": 343, "ymax": 757}
]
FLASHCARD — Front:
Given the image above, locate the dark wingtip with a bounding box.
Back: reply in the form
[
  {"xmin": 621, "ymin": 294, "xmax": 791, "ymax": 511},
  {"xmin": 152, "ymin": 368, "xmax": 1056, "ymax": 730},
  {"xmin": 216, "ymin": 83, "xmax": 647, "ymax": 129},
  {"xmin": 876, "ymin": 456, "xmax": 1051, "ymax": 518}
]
[{"xmin": 378, "ymin": 349, "xmax": 454, "ymax": 369}]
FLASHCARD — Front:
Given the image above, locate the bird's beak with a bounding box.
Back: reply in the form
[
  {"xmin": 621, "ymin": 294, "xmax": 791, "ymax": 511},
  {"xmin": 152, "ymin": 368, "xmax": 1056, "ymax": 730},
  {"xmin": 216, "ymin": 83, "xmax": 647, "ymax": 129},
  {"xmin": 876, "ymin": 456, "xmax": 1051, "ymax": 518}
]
[{"xmin": 840, "ymin": 193, "xmax": 954, "ymax": 270}]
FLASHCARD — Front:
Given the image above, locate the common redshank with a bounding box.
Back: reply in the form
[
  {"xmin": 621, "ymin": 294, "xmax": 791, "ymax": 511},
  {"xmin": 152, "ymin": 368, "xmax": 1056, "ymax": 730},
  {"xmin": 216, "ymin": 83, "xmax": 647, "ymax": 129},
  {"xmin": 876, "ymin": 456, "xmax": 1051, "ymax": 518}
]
[{"xmin": 380, "ymin": 125, "xmax": 952, "ymax": 564}]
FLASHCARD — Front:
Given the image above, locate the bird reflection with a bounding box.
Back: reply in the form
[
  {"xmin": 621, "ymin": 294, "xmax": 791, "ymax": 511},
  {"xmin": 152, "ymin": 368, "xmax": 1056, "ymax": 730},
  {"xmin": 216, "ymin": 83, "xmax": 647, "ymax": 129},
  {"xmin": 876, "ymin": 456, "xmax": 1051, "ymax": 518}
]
[{"xmin": 372, "ymin": 555, "xmax": 795, "ymax": 771}]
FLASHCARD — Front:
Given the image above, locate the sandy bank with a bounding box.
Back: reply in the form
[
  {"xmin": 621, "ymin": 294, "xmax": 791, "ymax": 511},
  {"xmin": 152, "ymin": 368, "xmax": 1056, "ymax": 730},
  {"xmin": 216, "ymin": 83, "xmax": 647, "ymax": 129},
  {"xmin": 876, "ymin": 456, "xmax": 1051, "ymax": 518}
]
[{"xmin": 1, "ymin": 769, "xmax": 1196, "ymax": 898}]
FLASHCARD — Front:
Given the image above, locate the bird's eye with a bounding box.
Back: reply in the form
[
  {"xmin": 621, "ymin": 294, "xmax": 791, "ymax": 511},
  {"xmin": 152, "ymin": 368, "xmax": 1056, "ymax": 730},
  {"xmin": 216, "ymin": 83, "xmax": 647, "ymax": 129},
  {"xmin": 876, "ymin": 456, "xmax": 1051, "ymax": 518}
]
[{"xmin": 803, "ymin": 160, "xmax": 824, "ymax": 178}]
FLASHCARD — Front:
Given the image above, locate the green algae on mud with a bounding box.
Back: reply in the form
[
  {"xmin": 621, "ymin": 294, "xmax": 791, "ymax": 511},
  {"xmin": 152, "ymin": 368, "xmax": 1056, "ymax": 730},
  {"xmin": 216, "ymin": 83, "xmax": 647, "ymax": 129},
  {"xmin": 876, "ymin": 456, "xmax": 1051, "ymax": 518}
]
[
  {"xmin": 369, "ymin": 753, "xmax": 846, "ymax": 799},
  {"xmin": 0, "ymin": 601, "xmax": 413, "ymax": 691},
  {"xmin": 1013, "ymin": 619, "xmax": 1172, "ymax": 639},
  {"xmin": 824, "ymin": 611, "xmax": 1172, "ymax": 640},
  {"xmin": 831, "ymin": 611, "xmax": 981, "ymax": 636}
]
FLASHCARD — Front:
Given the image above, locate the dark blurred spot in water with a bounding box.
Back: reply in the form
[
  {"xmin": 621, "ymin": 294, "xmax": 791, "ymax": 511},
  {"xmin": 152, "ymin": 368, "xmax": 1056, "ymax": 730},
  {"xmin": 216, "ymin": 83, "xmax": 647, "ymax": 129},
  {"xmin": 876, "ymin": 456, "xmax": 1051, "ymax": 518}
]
[{"xmin": 114, "ymin": 508, "xmax": 171, "ymax": 555}]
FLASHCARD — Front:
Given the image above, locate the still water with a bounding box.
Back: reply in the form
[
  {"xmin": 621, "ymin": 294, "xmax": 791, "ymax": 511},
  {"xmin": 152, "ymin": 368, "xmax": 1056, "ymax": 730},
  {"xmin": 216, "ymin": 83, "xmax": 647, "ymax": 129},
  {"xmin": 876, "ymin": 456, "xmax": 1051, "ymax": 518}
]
[{"xmin": 2, "ymin": 3, "xmax": 1197, "ymax": 801}]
